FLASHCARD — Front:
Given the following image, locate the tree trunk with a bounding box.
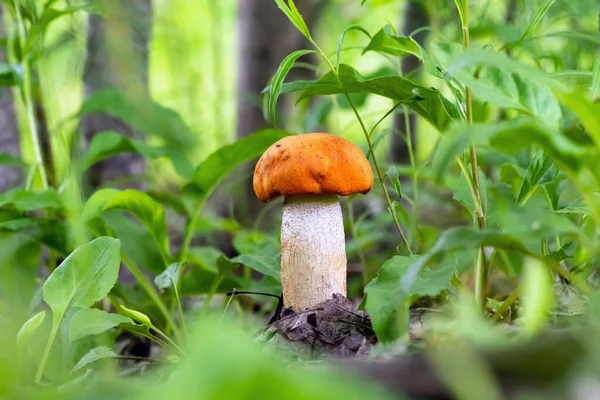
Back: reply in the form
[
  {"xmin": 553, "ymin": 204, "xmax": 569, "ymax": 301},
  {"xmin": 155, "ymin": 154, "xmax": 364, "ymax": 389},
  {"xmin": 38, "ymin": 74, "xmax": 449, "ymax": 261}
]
[
  {"xmin": 0, "ymin": 4, "xmax": 21, "ymax": 193},
  {"xmin": 234, "ymin": 0, "xmax": 323, "ymax": 225},
  {"xmin": 390, "ymin": 0, "xmax": 429, "ymax": 164},
  {"xmin": 81, "ymin": 0, "xmax": 152, "ymax": 191}
]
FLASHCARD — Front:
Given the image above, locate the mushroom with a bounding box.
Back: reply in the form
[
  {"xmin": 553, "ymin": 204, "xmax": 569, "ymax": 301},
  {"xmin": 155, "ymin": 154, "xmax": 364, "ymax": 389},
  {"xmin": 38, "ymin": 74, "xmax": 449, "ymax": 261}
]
[{"xmin": 253, "ymin": 133, "xmax": 374, "ymax": 311}]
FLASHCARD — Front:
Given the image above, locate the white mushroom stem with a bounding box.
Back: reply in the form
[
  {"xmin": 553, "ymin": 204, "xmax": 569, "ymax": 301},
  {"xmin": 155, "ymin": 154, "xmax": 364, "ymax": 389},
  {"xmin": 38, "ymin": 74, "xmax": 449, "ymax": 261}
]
[{"xmin": 280, "ymin": 194, "xmax": 346, "ymax": 311}]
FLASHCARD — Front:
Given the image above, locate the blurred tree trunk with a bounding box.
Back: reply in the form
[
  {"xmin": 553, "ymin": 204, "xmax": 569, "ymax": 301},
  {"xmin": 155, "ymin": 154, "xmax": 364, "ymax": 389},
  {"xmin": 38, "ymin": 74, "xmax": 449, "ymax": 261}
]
[
  {"xmin": 0, "ymin": 5, "xmax": 20, "ymax": 193},
  {"xmin": 234, "ymin": 0, "xmax": 323, "ymax": 225},
  {"xmin": 82, "ymin": 0, "xmax": 152, "ymax": 190},
  {"xmin": 390, "ymin": 0, "xmax": 429, "ymax": 164}
]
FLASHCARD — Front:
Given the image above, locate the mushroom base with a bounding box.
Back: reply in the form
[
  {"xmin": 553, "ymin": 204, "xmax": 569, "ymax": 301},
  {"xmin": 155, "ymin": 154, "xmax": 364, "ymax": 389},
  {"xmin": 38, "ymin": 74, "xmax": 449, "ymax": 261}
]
[{"xmin": 280, "ymin": 195, "xmax": 346, "ymax": 311}]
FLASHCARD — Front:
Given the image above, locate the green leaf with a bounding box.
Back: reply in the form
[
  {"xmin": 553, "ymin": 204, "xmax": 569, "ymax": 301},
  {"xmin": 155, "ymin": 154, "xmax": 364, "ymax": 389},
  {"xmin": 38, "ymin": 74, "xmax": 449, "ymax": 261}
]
[
  {"xmin": 216, "ymin": 256, "xmax": 239, "ymax": 276},
  {"xmin": 453, "ymin": 0, "xmax": 467, "ymax": 27},
  {"xmin": 267, "ymin": 50, "xmax": 315, "ymax": 126},
  {"xmin": 273, "ymin": 0, "xmax": 312, "ymax": 40},
  {"xmin": 281, "ymin": 64, "xmax": 458, "ymax": 132},
  {"xmin": 231, "ymin": 253, "xmax": 280, "ymax": 281},
  {"xmin": 557, "ymin": 91, "xmax": 600, "ymax": 153},
  {"xmin": 432, "ymin": 118, "xmax": 596, "ymax": 181},
  {"xmin": 0, "ymin": 63, "xmax": 18, "ymax": 86},
  {"xmin": 516, "ymin": 0, "xmax": 555, "ymax": 45},
  {"xmin": 82, "ymin": 189, "xmax": 171, "ymax": 266},
  {"xmin": 37, "ymin": 237, "xmax": 120, "ymax": 382},
  {"xmin": 455, "ymin": 65, "xmax": 562, "ymax": 125},
  {"xmin": 0, "ymin": 152, "xmax": 27, "ymax": 168},
  {"xmin": 187, "ymin": 246, "xmax": 224, "ymax": 273},
  {"xmin": 81, "ymin": 131, "xmax": 194, "ymax": 180},
  {"xmin": 365, "ymin": 254, "xmax": 463, "ymax": 341},
  {"xmin": 155, "ymin": 262, "xmax": 184, "ymax": 291},
  {"xmin": 16, "ymin": 310, "xmax": 46, "ymax": 349},
  {"xmin": 385, "ymin": 166, "xmax": 402, "ymax": 199},
  {"xmin": 336, "ymin": 25, "xmax": 371, "ymax": 68},
  {"xmin": 44, "ymin": 237, "xmax": 121, "ymax": 317},
  {"xmin": 181, "ymin": 129, "xmax": 294, "ymax": 213},
  {"xmin": 25, "ymin": 5, "xmax": 93, "ymax": 52},
  {"xmin": 69, "ymin": 308, "xmax": 132, "ymax": 341},
  {"xmin": 516, "ymin": 150, "xmax": 558, "ymax": 203},
  {"xmin": 71, "ymin": 346, "xmax": 116, "ymax": 374},
  {"xmin": 78, "ymin": 88, "xmax": 194, "ymax": 147},
  {"xmin": 362, "ymin": 25, "xmax": 422, "ymax": 59},
  {"xmin": 519, "ymin": 257, "xmax": 554, "ymax": 336},
  {"xmin": 589, "ymin": 58, "xmax": 600, "ymax": 100},
  {"xmin": 0, "ymin": 188, "xmax": 63, "ymax": 212},
  {"xmin": 119, "ymin": 305, "xmax": 152, "ymax": 327}
]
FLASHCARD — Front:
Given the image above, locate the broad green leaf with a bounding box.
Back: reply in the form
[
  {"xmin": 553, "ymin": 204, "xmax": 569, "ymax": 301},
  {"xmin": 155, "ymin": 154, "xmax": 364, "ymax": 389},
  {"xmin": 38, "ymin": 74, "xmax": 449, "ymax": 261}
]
[
  {"xmin": 216, "ymin": 256, "xmax": 239, "ymax": 276},
  {"xmin": 78, "ymin": 88, "xmax": 194, "ymax": 146},
  {"xmin": 455, "ymin": 66, "xmax": 562, "ymax": 125},
  {"xmin": 519, "ymin": 257, "xmax": 554, "ymax": 336},
  {"xmin": 0, "ymin": 152, "xmax": 26, "ymax": 168},
  {"xmin": 280, "ymin": 64, "xmax": 458, "ymax": 132},
  {"xmin": 267, "ymin": 50, "xmax": 316, "ymax": 126},
  {"xmin": 336, "ymin": 25, "xmax": 371, "ymax": 68},
  {"xmin": 432, "ymin": 118, "xmax": 596, "ymax": 181},
  {"xmin": 181, "ymin": 129, "xmax": 294, "ymax": 213},
  {"xmin": 447, "ymin": 49, "xmax": 560, "ymax": 90},
  {"xmin": 82, "ymin": 189, "xmax": 170, "ymax": 265},
  {"xmin": 81, "ymin": 131, "xmax": 194, "ymax": 180},
  {"xmin": 43, "ymin": 237, "xmax": 121, "ymax": 318},
  {"xmin": 39, "ymin": 237, "xmax": 121, "ymax": 381},
  {"xmin": 590, "ymin": 58, "xmax": 600, "ymax": 100},
  {"xmin": 0, "ymin": 63, "xmax": 18, "ymax": 86},
  {"xmin": 69, "ymin": 308, "xmax": 132, "ymax": 341},
  {"xmin": 397, "ymin": 227, "xmax": 533, "ymax": 301},
  {"xmin": 119, "ymin": 306, "xmax": 153, "ymax": 327},
  {"xmin": 71, "ymin": 346, "xmax": 116, "ymax": 373},
  {"xmin": 231, "ymin": 253, "xmax": 280, "ymax": 281},
  {"xmin": 557, "ymin": 91, "xmax": 600, "ymax": 152},
  {"xmin": 187, "ymin": 246, "xmax": 224, "ymax": 273},
  {"xmin": 16, "ymin": 310, "xmax": 46, "ymax": 349},
  {"xmin": 385, "ymin": 166, "xmax": 402, "ymax": 199},
  {"xmin": 365, "ymin": 254, "xmax": 462, "ymax": 341},
  {"xmin": 155, "ymin": 262, "xmax": 184, "ymax": 291},
  {"xmin": 516, "ymin": 150, "xmax": 558, "ymax": 203},
  {"xmin": 0, "ymin": 188, "xmax": 63, "ymax": 212},
  {"xmin": 362, "ymin": 25, "xmax": 422, "ymax": 59},
  {"xmin": 273, "ymin": 0, "xmax": 312, "ymax": 40}
]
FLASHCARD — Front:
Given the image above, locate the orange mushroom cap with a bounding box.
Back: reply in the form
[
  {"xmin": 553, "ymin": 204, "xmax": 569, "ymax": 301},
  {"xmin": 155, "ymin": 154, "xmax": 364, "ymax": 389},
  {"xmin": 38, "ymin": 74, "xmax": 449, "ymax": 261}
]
[{"xmin": 253, "ymin": 133, "xmax": 374, "ymax": 203}]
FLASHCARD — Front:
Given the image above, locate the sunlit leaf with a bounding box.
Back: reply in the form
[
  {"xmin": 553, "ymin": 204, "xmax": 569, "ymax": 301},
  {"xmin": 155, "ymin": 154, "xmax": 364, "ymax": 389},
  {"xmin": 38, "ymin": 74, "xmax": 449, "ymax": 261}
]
[
  {"xmin": 78, "ymin": 88, "xmax": 194, "ymax": 147},
  {"xmin": 363, "ymin": 25, "xmax": 422, "ymax": 59},
  {"xmin": 81, "ymin": 131, "xmax": 194, "ymax": 180},
  {"xmin": 181, "ymin": 129, "xmax": 294, "ymax": 213},
  {"xmin": 519, "ymin": 257, "xmax": 554, "ymax": 336},
  {"xmin": 273, "ymin": 0, "xmax": 312, "ymax": 40},
  {"xmin": 281, "ymin": 64, "xmax": 458, "ymax": 131}
]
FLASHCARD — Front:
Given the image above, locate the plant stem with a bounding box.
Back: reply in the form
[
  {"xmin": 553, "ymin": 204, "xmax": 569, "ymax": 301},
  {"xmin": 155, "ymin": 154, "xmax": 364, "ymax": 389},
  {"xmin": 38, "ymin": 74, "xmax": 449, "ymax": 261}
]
[
  {"xmin": 456, "ymin": 0, "xmax": 488, "ymax": 307},
  {"xmin": 346, "ymin": 198, "xmax": 369, "ymax": 288},
  {"xmin": 311, "ymin": 42, "xmax": 412, "ymax": 254},
  {"xmin": 492, "ymin": 287, "xmax": 520, "ymax": 321},
  {"xmin": 15, "ymin": 3, "xmax": 48, "ymax": 190},
  {"xmin": 180, "ymin": 203, "xmax": 202, "ymax": 262},
  {"xmin": 121, "ymin": 255, "xmax": 182, "ymax": 344},
  {"xmin": 199, "ymin": 273, "xmax": 225, "ymax": 317},
  {"xmin": 35, "ymin": 318, "xmax": 60, "ymax": 384}
]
